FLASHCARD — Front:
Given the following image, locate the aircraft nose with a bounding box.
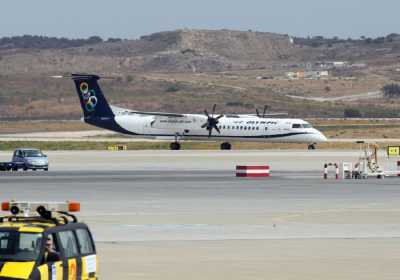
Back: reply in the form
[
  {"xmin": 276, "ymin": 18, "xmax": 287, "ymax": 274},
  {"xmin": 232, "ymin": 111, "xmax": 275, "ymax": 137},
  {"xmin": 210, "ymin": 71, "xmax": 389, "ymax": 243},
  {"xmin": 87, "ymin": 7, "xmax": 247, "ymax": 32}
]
[{"xmin": 316, "ymin": 131, "xmax": 328, "ymax": 142}]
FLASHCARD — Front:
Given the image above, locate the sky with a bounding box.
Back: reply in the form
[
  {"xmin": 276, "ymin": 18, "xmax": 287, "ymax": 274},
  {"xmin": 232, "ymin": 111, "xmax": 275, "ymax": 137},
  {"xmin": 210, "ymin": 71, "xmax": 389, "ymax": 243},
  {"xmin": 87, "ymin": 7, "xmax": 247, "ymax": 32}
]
[{"xmin": 0, "ymin": 0, "xmax": 399, "ymax": 39}]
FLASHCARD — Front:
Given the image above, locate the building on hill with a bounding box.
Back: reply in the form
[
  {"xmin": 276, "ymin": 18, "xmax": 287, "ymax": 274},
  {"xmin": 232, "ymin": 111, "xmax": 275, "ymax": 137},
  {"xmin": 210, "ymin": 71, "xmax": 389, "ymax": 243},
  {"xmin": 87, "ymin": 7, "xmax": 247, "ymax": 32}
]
[{"xmin": 286, "ymin": 70, "xmax": 329, "ymax": 80}]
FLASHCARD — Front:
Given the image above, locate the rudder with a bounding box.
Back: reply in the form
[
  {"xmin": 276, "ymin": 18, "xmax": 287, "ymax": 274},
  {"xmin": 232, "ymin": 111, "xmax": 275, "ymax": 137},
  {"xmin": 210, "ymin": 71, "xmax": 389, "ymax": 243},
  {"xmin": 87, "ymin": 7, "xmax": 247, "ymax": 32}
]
[{"xmin": 71, "ymin": 74, "xmax": 114, "ymax": 119}]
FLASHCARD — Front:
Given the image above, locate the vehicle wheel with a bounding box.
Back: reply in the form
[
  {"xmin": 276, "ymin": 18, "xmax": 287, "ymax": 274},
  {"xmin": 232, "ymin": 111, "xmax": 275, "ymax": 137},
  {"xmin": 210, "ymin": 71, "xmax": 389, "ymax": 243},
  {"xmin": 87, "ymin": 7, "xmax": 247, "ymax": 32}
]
[
  {"xmin": 170, "ymin": 142, "xmax": 181, "ymax": 150},
  {"xmin": 32, "ymin": 168, "xmax": 36, "ymax": 171},
  {"xmin": 12, "ymin": 167, "xmax": 18, "ymax": 171},
  {"xmin": 23, "ymin": 166, "xmax": 28, "ymax": 171},
  {"xmin": 220, "ymin": 142, "xmax": 232, "ymax": 150},
  {"xmin": 44, "ymin": 168, "xmax": 48, "ymax": 171},
  {"xmin": 308, "ymin": 143, "xmax": 316, "ymax": 150}
]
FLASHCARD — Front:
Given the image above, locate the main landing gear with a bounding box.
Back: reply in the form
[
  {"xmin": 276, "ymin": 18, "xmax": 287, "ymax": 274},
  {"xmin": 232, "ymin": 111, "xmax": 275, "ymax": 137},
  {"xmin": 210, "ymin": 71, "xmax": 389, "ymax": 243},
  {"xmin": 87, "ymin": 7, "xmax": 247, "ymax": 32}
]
[
  {"xmin": 170, "ymin": 133, "xmax": 181, "ymax": 150},
  {"xmin": 308, "ymin": 143, "xmax": 316, "ymax": 150},
  {"xmin": 170, "ymin": 142, "xmax": 181, "ymax": 150},
  {"xmin": 220, "ymin": 142, "xmax": 232, "ymax": 150}
]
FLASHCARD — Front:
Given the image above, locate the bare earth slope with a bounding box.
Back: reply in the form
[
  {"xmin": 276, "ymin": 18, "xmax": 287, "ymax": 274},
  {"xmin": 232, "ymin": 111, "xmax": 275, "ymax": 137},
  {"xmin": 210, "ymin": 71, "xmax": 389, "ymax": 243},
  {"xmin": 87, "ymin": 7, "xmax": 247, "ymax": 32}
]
[
  {"xmin": 1, "ymin": 29, "xmax": 400, "ymax": 120},
  {"xmin": 0, "ymin": 30, "xmax": 296, "ymax": 74}
]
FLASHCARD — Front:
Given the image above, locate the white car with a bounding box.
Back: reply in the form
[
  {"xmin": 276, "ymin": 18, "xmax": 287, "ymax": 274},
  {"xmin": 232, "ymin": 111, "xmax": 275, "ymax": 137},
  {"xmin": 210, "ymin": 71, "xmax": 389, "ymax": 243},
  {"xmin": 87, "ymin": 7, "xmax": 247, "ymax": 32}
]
[{"xmin": 12, "ymin": 148, "xmax": 49, "ymax": 171}]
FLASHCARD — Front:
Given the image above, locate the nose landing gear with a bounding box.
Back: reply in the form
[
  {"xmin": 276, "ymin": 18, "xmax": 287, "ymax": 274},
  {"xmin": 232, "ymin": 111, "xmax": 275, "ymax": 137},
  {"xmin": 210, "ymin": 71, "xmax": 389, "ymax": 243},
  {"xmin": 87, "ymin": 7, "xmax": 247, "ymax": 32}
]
[{"xmin": 308, "ymin": 143, "xmax": 316, "ymax": 150}]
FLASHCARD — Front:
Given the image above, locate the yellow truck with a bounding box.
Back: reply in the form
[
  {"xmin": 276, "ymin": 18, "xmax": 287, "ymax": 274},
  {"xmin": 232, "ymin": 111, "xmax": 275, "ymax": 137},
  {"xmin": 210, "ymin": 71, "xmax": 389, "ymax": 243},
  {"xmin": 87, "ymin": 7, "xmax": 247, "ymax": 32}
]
[{"xmin": 0, "ymin": 201, "xmax": 98, "ymax": 280}]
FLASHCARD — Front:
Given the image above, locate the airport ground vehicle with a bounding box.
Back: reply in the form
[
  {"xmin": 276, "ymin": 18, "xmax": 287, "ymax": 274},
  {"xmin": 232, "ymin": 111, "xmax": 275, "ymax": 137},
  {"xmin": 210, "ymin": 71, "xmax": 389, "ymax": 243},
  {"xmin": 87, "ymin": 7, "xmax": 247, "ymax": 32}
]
[
  {"xmin": 12, "ymin": 148, "xmax": 49, "ymax": 171},
  {"xmin": 0, "ymin": 201, "xmax": 97, "ymax": 280},
  {"xmin": 0, "ymin": 162, "xmax": 17, "ymax": 171},
  {"xmin": 0, "ymin": 149, "xmax": 48, "ymax": 172}
]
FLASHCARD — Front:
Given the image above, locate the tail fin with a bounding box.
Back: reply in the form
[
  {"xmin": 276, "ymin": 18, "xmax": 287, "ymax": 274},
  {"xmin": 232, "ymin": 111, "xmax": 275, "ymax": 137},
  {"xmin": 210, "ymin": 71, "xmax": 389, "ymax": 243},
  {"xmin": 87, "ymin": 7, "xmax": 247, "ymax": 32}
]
[{"xmin": 71, "ymin": 74, "xmax": 114, "ymax": 119}]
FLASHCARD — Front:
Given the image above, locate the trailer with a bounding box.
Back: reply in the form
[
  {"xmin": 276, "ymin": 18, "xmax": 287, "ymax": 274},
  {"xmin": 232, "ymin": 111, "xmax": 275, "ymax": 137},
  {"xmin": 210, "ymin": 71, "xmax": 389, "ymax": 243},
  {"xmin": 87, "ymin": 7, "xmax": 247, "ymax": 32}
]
[{"xmin": 0, "ymin": 162, "xmax": 17, "ymax": 171}]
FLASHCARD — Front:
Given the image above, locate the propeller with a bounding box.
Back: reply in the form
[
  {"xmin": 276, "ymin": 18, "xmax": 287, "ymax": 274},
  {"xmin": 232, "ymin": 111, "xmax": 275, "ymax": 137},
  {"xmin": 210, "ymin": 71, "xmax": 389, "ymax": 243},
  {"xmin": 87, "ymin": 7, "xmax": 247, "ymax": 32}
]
[
  {"xmin": 201, "ymin": 104, "xmax": 224, "ymax": 137},
  {"xmin": 256, "ymin": 105, "xmax": 269, "ymax": 118}
]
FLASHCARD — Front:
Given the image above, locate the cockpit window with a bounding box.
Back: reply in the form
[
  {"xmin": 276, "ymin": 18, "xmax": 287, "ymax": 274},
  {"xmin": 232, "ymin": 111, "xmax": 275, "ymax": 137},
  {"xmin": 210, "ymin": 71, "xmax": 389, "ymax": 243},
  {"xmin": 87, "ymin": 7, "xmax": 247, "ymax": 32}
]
[
  {"xmin": 0, "ymin": 230, "xmax": 42, "ymax": 262},
  {"xmin": 292, "ymin": 123, "xmax": 313, "ymax": 129}
]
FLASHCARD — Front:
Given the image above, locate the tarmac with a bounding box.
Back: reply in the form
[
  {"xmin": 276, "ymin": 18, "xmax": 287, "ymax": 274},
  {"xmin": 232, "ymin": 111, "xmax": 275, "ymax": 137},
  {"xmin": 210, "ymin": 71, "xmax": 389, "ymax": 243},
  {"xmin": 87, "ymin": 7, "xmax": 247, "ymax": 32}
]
[{"xmin": 1, "ymin": 150, "xmax": 400, "ymax": 279}]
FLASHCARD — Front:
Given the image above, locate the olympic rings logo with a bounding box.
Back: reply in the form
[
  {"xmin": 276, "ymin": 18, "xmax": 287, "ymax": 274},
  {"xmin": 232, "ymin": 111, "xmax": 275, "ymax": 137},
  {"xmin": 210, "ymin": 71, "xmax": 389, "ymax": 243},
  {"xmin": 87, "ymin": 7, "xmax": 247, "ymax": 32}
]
[{"xmin": 80, "ymin": 82, "xmax": 98, "ymax": 112}]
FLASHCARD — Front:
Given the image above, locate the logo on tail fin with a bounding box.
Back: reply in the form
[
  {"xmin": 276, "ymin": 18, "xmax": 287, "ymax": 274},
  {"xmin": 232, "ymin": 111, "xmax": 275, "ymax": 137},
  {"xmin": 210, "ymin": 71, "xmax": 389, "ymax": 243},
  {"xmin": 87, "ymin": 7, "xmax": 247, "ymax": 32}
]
[{"xmin": 80, "ymin": 82, "xmax": 98, "ymax": 112}]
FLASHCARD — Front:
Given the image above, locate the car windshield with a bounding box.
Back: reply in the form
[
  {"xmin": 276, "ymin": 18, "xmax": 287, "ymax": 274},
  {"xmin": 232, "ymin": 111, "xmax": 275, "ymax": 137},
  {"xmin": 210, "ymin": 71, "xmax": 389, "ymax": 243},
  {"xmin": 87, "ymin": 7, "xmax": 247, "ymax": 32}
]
[
  {"xmin": 0, "ymin": 230, "xmax": 43, "ymax": 262},
  {"xmin": 22, "ymin": 150, "xmax": 44, "ymax": 157}
]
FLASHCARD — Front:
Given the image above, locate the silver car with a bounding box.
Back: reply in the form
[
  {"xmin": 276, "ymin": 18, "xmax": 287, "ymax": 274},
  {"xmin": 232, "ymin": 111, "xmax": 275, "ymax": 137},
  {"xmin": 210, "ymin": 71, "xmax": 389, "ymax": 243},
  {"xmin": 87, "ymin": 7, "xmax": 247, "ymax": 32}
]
[{"xmin": 12, "ymin": 148, "xmax": 49, "ymax": 171}]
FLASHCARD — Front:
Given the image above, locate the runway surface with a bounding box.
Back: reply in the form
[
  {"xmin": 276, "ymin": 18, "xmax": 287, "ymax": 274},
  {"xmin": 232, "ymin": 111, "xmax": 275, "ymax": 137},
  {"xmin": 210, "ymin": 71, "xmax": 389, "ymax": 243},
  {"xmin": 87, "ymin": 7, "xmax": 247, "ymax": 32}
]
[{"xmin": 1, "ymin": 150, "xmax": 400, "ymax": 279}]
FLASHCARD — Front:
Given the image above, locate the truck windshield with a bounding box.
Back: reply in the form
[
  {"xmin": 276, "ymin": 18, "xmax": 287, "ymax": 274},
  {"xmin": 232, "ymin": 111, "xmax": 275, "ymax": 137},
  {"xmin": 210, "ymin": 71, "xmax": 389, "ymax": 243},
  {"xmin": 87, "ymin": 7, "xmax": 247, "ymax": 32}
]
[
  {"xmin": 22, "ymin": 150, "xmax": 44, "ymax": 157},
  {"xmin": 0, "ymin": 230, "xmax": 43, "ymax": 262}
]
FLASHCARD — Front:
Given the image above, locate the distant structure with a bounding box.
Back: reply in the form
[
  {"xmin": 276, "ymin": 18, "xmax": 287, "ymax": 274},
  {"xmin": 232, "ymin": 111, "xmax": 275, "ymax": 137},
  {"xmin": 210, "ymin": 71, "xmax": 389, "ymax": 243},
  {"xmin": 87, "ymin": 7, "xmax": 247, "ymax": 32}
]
[
  {"xmin": 286, "ymin": 70, "xmax": 329, "ymax": 80},
  {"xmin": 314, "ymin": 61, "xmax": 349, "ymax": 69}
]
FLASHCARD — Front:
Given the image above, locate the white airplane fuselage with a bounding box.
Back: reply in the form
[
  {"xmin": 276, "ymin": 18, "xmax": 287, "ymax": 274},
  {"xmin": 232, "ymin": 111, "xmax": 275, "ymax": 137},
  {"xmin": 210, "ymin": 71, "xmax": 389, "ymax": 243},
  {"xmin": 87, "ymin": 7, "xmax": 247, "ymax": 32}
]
[{"xmin": 112, "ymin": 113, "xmax": 327, "ymax": 143}]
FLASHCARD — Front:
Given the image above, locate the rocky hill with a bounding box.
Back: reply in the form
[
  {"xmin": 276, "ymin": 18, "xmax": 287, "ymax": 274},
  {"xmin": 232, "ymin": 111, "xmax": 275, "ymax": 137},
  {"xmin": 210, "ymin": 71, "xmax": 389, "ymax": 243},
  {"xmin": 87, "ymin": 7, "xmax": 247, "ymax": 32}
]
[
  {"xmin": 1, "ymin": 29, "xmax": 400, "ymax": 120},
  {"xmin": 0, "ymin": 29, "xmax": 298, "ymax": 74}
]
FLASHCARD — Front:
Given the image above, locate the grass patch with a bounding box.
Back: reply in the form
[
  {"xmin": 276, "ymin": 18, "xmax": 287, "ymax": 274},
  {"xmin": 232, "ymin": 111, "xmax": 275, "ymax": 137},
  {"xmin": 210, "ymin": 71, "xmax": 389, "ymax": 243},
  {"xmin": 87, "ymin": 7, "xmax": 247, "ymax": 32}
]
[{"xmin": 1, "ymin": 140, "xmax": 400, "ymax": 151}]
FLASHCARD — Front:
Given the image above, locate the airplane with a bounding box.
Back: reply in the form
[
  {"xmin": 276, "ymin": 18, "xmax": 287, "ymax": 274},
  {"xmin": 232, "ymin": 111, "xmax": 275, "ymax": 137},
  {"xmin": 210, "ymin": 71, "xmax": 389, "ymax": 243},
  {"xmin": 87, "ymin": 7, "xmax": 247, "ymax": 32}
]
[{"xmin": 52, "ymin": 73, "xmax": 327, "ymax": 150}]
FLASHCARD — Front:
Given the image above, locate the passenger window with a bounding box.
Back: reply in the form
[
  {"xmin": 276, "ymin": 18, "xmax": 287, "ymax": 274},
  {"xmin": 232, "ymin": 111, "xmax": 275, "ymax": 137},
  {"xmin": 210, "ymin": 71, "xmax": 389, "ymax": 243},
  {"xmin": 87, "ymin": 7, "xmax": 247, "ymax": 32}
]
[
  {"xmin": 75, "ymin": 229, "xmax": 95, "ymax": 255},
  {"xmin": 292, "ymin": 124, "xmax": 301, "ymax": 128},
  {"xmin": 58, "ymin": 231, "xmax": 79, "ymax": 258}
]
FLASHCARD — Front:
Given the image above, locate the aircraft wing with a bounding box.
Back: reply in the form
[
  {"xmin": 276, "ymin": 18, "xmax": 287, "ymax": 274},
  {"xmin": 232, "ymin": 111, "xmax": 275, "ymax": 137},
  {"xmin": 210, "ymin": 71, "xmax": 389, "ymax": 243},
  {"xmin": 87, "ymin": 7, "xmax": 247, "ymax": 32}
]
[
  {"xmin": 130, "ymin": 111, "xmax": 185, "ymax": 118},
  {"xmin": 110, "ymin": 106, "xmax": 185, "ymax": 118},
  {"xmin": 240, "ymin": 112, "xmax": 288, "ymax": 117}
]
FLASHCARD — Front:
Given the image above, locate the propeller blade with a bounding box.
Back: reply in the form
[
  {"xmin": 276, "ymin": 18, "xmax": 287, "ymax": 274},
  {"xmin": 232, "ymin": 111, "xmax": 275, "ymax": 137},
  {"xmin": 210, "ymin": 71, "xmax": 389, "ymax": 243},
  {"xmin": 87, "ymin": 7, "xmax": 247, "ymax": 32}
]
[
  {"xmin": 201, "ymin": 123, "xmax": 208, "ymax": 128},
  {"xmin": 216, "ymin": 114, "xmax": 224, "ymax": 120},
  {"xmin": 256, "ymin": 108, "xmax": 260, "ymax": 117},
  {"xmin": 212, "ymin": 104, "xmax": 216, "ymax": 116},
  {"xmin": 214, "ymin": 125, "xmax": 221, "ymax": 134},
  {"xmin": 208, "ymin": 129, "xmax": 212, "ymax": 138},
  {"xmin": 262, "ymin": 105, "xmax": 268, "ymax": 118},
  {"xmin": 204, "ymin": 110, "xmax": 210, "ymax": 118}
]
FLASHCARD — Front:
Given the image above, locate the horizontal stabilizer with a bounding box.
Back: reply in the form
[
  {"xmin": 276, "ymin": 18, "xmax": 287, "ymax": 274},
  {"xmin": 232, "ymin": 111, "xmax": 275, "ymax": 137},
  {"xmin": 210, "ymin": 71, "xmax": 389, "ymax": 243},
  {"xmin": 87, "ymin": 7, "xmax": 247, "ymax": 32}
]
[{"xmin": 50, "ymin": 73, "xmax": 116, "ymax": 80}]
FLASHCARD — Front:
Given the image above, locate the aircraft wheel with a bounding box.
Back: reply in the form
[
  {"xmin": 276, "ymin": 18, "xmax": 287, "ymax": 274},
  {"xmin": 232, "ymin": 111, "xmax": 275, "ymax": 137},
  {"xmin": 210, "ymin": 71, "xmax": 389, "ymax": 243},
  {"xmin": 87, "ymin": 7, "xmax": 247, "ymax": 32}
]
[
  {"xmin": 308, "ymin": 143, "xmax": 316, "ymax": 150},
  {"xmin": 220, "ymin": 142, "xmax": 232, "ymax": 150},
  {"xmin": 170, "ymin": 142, "xmax": 181, "ymax": 150}
]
